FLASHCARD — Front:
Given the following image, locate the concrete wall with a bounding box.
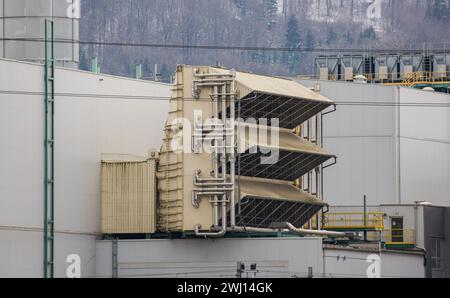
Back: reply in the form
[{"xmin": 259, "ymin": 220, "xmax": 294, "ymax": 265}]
[
  {"xmin": 324, "ymin": 248, "xmax": 425, "ymax": 278},
  {"xmin": 95, "ymin": 238, "xmax": 323, "ymax": 278},
  {"xmin": 0, "ymin": 58, "xmax": 171, "ymax": 277}
]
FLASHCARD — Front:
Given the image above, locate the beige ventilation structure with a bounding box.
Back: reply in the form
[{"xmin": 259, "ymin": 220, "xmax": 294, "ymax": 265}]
[
  {"xmin": 157, "ymin": 65, "xmax": 336, "ymax": 237},
  {"xmin": 101, "ymin": 154, "xmax": 157, "ymax": 234}
]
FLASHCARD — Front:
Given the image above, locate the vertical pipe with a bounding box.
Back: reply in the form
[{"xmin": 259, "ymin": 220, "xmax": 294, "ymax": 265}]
[
  {"xmin": 91, "ymin": 57, "xmax": 98, "ymax": 73},
  {"xmin": 308, "ymin": 267, "xmax": 313, "ymax": 278},
  {"xmin": 213, "ymin": 85, "xmax": 219, "ymax": 228},
  {"xmin": 135, "ymin": 64, "xmax": 142, "ymax": 80},
  {"xmin": 112, "ymin": 238, "xmax": 118, "ymax": 278},
  {"xmin": 364, "ymin": 194, "xmax": 367, "ymax": 242},
  {"xmin": 43, "ymin": 18, "xmax": 49, "ymax": 279},
  {"xmin": 229, "ymin": 72, "xmax": 236, "ymax": 227},
  {"xmin": 320, "ymin": 112, "xmax": 324, "ymax": 207},
  {"xmin": 221, "ymin": 85, "xmax": 227, "ymax": 229},
  {"xmin": 50, "ymin": 19, "xmax": 55, "ymax": 279},
  {"xmin": 237, "ymin": 88, "xmax": 242, "ymax": 216}
]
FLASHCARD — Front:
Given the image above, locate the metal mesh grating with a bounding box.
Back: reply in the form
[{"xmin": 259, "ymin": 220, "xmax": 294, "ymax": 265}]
[{"xmin": 222, "ymin": 197, "xmax": 323, "ymax": 229}]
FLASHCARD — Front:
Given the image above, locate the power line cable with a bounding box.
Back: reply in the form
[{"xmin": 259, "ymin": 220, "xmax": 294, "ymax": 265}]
[
  {"xmin": 1, "ymin": 89, "xmax": 450, "ymax": 108},
  {"xmin": 2, "ymin": 37, "xmax": 450, "ymax": 54}
]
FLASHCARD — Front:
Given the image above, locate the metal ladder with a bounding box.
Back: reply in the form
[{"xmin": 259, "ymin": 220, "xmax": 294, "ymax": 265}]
[{"xmin": 44, "ymin": 19, "xmax": 55, "ymax": 279}]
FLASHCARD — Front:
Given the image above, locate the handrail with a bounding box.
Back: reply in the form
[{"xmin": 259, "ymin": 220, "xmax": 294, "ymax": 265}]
[
  {"xmin": 297, "ymin": 70, "xmax": 450, "ymax": 86},
  {"xmin": 382, "ymin": 229, "xmax": 416, "ymax": 245},
  {"xmin": 322, "ymin": 212, "xmax": 385, "ymax": 230}
]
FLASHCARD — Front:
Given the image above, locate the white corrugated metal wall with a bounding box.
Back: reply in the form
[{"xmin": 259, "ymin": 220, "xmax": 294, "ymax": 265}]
[
  {"xmin": 399, "ymin": 88, "xmax": 450, "ymax": 206},
  {"xmin": 298, "ymin": 79, "xmax": 450, "ymax": 207},
  {"xmin": 94, "ymin": 238, "xmax": 425, "ymax": 278},
  {"xmin": 0, "ymin": 58, "xmax": 171, "ymax": 277}
]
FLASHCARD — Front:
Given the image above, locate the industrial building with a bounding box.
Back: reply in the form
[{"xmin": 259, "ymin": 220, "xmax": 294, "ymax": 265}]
[
  {"xmin": 0, "ymin": 57, "xmax": 436, "ymax": 278},
  {"xmin": 0, "ymin": 57, "xmax": 171, "ymax": 277},
  {"xmin": 297, "ymin": 78, "xmax": 450, "ymax": 278},
  {"xmin": 314, "ymin": 52, "xmax": 450, "ymax": 93},
  {"xmin": 1, "ymin": 0, "xmax": 449, "ymax": 279},
  {"xmin": 297, "ymin": 79, "xmax": 450, "ymax": 207}
]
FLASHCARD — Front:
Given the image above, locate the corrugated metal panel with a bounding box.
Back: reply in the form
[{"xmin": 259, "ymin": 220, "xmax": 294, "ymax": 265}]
[
  {"xmin": 435, "ymin": 64, "xmax": 447, "ymax": 79},
  {"xmin": 101, "ymin": 159, "xmax": 156, "ymax": 234},
  {"xmin": 344, "ymin": 67, "xmax": 353, "ymax": 81},
  {"xmin": 378, "ymin": 66, "xmax": 388, "ymax": 80},
  {"xmin": 319, "ymin": 67, "xmax": 329, "ymax": 80},
  {"xmin": 156, "ymin": 67, "xmax": 185, "ymax": 232},
  {"xmin": 237, "ymin": 124, "xmax": 334, "ymax": 181},
  {"xmin": 1, "ymin": 0, "xmax": 79, "ymax": 67},
  {"xmin": 239, "ymin": 124, "xmax": 333, "ymax": 156},
  {"xmin": 212, "ymin": 67, "xmax": 332, "ymax": 103},
  {"xmin": 239, "ymin": 176, "xmax": 324, "ymax": 204},
  {"xmin": 235, "ymin": 177, "xmax": 326, "ymax": 228}
]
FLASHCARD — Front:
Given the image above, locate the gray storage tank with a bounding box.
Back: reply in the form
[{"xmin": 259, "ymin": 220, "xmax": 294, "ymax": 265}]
[{"xmin": 0, "ymin": 0, "xmax": 79, "ymax": 68}]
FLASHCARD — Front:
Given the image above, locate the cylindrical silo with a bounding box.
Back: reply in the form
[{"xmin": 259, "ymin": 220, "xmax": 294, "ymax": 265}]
[{"xmin": 0, "ymin": 0, "xmax": 79, "ymax": 68}]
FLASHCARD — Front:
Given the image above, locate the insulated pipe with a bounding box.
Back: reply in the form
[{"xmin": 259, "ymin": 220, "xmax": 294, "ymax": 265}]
[
  {"xmin": 193, "ymin": 187, "xmax": 233, "ymax": 192},
  {"xmin": 213, "ymin": 85, "xmax": 220, "ymax": 227},
  {"xmin": 220, "ymin": 84, "xmax": 229, "ymax": 232},
  {"xmin": 193, "ymin": 71, "xmax": 237, "ymax": 238},
  {"xmin": 284, "ymin": 223, "xmax": 353, "ymax": 238},
  {"xmin": 194, "ymin": 181, "xmax": 234, "ymax": 187},
  {"xmin": 229, "ymin": 224, "xmax": 353, "ymax": 238},
  {"xmin": 192, "ymin": 191, "xmax": 225, "ymax": 208},
  {"xmin": 193, "ymin": 78, "xmax": 234, "ymax": 83},
  {"xmin": 194, "ymin": 133, "xmax": 234, "ymax": 138},
  {"xmin": 195, "ymin": 224, "xmax": 226, "ymax": 238},
  {"xmin": 194, "ymin": 73, "xmax": 234, "ymax": 78},
  {"xmin": 192, "ymin": 82, "xmax": 225, "ymax": 98},
  {"xmin": 195, "ymin": 170, "xmax": 225, "ymax": 183},
  {"xmin": 229, "ymin": 70, "xmax": 236, "ymax": 227}
]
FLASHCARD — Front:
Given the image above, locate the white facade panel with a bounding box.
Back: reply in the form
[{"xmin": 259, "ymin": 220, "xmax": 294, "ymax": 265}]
[
  {"xmin": 399, "ymin": 88, "xmax": 450, "ymax": 206},
  {"xmin": 324, "ymin": 249, "xmax": 425, "ymax": 278},
  {"xmin": 400, "ymin": 88, "xmax": 450, "ymax": 141},
  {"xmin": 95, "ymin": 238, "xmax": 424, "ymax": 279},
  {"xmin": 297, "ymin": 79, "xmax": 450, "ymax": 208},
  {"xmin": 400, "ymin": 138, "xmax": 450, "ymax": 206},
  {"xmin": 0, "ymin": 58, "xmax": 171, "ymax": 277},
  {"xmin": 298, "ymin": 80, "xmax": 398, "ymax": 206},
  {"xmin": 324, "ymin": 137, "xmax": 396, "ymax": 205},
  {"xmin": 0, "ymin": 230, "xmax": 42, "ymax": 278},
  {"xmin": 95, "ymin": 238, "xmax": 324, "ymax": 278},
  {"xmin": 0, "ymin": 229, "xmax": 97, "ymax": 278}
]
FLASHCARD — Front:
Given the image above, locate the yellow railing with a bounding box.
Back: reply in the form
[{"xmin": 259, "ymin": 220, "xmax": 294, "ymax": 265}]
[
  {"xmin": 322, "ymin": 212, "xmax": 385, "ymax": 230},
  {"xmin": 306, "ymin": 70, "xmax": 450, "ymax": 85},
  {"xmin": 366, "ymin": 229, "xmax": 416, "ymax": 245},
  {"xmin": 382, "ymin": 229, "xmax": 416, "ymax": 245}
]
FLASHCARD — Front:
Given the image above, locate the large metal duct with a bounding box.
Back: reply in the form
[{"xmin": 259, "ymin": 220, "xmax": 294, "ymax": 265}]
[
  {"xmin": 0, "ymin": 0, "xmax": 79, "ymax": 68},
  {"xmin": 157, "ymin": 65, "xmax": 337, "ymax": 237},
  {"xmin": 235, "ymin": 124, "xmax": 334, "ymax": 181}
]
